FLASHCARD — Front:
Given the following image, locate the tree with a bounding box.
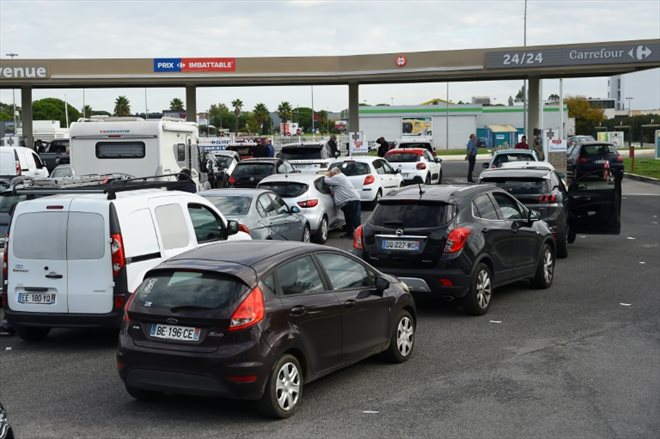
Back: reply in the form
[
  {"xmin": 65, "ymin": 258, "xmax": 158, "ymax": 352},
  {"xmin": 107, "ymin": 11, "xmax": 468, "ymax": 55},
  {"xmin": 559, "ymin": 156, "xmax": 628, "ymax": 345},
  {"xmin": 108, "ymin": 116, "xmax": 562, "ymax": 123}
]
[
  {"xmin": 81, "ymin": 105, "xmax": 93, "ymax": 118},
  {"xmin": 245, "ymin": 115, "xmax": 261, "ymax": 134},
  {"xmin": 114, "ymin": 96, "xmax": 131, "ymax": 117},
  {"xmin": 317, "ymin": 110, "xmax": 329, "ymax": 134},
  {"xmin": 253, "ymin": 103, "xmax": 270, "ymax": 134},
  {"xmin": 548, "ymin": 93, "xmax": 560, "ymax": 101},
  {"xmin": 293, "ymin": 107, "xmax": 313, "ymax": 133},
  {"xmin": 508, "ymin": 96, "xmax": 514, "ymax": 106},
  {"xmin": 32, "ymin": 98, "xmax": 81, "ymax": 128},
  {"xmin": 231, "ymin": 99, "xmax": 243, "ymax": 134},
  {"xmin": 514, "ymin": 86, "xmax": 526, "ymax": 103},
  {"xmin": 169, "ymin": 98, "xmax": 184, "ymax": 111},
  {"xmin": 565, "ymin": 96, "xmax": 606, "ymax": 135},
  {"xmin": 277, "ymin": 101, "xmax": 293, "ymax": 123}
]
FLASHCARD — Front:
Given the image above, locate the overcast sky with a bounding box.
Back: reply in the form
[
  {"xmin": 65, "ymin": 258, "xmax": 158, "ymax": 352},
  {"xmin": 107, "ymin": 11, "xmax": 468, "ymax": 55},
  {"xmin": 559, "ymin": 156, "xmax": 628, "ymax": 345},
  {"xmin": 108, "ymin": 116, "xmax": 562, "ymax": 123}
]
[{"xmin": 1, "ymin": 0, "xmax": 659, "ymax": 115}]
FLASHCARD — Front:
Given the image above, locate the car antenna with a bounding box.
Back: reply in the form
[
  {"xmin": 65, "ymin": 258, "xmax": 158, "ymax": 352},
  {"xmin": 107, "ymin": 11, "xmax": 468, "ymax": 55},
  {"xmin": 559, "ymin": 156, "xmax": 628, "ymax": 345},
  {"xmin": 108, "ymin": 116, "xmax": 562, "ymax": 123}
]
[{"xmin": 418, "ymin": 183, "xmax": 425, "ymax": 196}]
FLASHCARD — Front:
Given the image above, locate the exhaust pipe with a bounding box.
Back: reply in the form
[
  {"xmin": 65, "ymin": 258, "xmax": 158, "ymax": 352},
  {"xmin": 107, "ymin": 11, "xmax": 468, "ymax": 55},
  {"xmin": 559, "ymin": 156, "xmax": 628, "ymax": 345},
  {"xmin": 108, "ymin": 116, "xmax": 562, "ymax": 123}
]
[{"xmin": 443, "ymin": 295, "xmax": 455, "ymax": 302}]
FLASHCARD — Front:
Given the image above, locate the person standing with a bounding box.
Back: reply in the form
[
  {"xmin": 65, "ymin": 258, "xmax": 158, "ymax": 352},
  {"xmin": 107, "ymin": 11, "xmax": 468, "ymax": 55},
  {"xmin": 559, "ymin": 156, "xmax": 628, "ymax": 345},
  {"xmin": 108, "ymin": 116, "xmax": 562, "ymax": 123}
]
[
  {"xmin": 266, "ymin": 138, "xmax": 275, "ymax": 158},
  {"xmin": 324, "ymin": 167, "xmax": 362, "ymax": 238},
  {"xmin": 465, "ymin": 134, "xmax": 478, "ymax": 183},
  {"xmin": 376, "ymin": 137, "xmax": 389, "ymax": 157},
  {"xmin": 515, "ymin": 135, "xmax": 529, "ymax": 149},
  {"xmin": 327, "ymin": 135, "xmax": 339, "ymax": 158},
  {"xmin": 176, "ymin": 168, "xmax": 197, "ymax": 193}
]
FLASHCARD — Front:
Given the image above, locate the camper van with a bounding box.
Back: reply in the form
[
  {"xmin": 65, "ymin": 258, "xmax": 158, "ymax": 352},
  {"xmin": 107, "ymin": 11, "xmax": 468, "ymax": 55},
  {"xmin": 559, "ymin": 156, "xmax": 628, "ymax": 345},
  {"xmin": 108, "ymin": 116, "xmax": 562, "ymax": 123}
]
[{"xmin": 69, "ymin": 117, "xmax": 207, "ymax": 183}]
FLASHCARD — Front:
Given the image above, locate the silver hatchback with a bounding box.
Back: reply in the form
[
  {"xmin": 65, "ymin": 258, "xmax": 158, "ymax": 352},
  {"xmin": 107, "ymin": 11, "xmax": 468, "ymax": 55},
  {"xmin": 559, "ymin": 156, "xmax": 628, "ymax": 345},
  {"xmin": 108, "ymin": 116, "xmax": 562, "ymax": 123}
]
[{"xmin": 257, "ymin": 173, "xmax": 344, "ymax": 244}]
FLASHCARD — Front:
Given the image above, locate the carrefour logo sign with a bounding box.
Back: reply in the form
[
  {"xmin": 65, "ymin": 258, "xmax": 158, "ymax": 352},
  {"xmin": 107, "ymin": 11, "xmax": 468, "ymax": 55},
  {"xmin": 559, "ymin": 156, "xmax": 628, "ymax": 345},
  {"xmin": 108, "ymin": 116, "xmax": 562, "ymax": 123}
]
[{"xmin": 0, "ymin": 65, "xmax": 49, "ymax": 79}]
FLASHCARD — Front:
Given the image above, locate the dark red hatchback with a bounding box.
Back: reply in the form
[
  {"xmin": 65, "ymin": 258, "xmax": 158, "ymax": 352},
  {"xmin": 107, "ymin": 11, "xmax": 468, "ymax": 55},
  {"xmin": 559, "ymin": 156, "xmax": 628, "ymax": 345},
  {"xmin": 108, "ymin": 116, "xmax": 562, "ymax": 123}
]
[{"xmin": 117, "ymin": 241, "xmax": 415, "ymax": 418}]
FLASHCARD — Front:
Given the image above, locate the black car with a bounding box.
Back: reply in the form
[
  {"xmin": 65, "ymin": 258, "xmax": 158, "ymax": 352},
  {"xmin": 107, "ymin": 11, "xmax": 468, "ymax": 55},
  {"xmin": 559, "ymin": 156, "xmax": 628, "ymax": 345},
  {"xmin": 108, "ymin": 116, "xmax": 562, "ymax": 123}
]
[
  {"xmin": 354, "ymin": 185, "xmax": 556, "ymax": 315},
  {"xmin": 566, "ymin": 141, "xmax": 624, "ymax": 182},
  {"xmin": 118, "ymin": 241, "xmax": 416, "ymax": 418},
  {"xmin": 228, "ymin": 158, "xmax": 297, "ymax": 188},
  {"xmin": 0, "ymin": 402, "xmax": 14, "ymax": 439}
]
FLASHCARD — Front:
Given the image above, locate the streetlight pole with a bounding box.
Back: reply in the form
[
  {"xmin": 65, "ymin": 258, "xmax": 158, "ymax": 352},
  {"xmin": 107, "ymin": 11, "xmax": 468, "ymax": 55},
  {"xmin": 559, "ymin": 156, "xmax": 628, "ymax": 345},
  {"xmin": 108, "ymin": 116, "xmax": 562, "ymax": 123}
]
[
  {"xmin": 625, "ymin": 97, "xmax": 633, "ymax": 116},
  {"xmin": 6, "ymin": 53, "xmax": 19, "ymax": 135},
  {"xmin": 522, "ymin": 0, "xmax": 528, "ymax": 137}
]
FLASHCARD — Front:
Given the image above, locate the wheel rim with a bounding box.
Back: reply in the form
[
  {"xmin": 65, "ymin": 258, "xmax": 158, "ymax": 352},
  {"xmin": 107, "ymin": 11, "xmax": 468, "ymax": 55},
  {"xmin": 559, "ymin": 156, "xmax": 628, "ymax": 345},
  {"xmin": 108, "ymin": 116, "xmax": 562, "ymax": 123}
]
[
  {"xmin": 275, "ymin": 362, "xmax": 300, "ymax": 411},
  {"xmin": 543, "ymin": 248, "xmax": 554, "ymax": 283},
  {"xmin": 303, "ymin": 227, "xmax": 310, "ymax": 242},
  {"xmin": 475, "ymin": 269, "xmax": 492, "ymax": 309},
  {"xmin": 320, "ymin": 218, "xmax": 328, "ymax": 241},
  {"xmin": 396, "ymin": 316, "xmax": 414, "ymax": 357}
]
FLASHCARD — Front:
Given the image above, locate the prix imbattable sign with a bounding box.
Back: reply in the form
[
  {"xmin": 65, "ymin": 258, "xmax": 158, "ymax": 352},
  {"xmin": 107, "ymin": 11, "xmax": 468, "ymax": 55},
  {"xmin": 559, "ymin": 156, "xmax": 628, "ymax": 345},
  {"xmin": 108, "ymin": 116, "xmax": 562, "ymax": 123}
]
[
  {"xmin": 153, "ymin": 58, "xmax": 236, "ymax": 73},
  {"xmin": 485, "ymin": 43, "xmax": 660, "ymax": 69}
]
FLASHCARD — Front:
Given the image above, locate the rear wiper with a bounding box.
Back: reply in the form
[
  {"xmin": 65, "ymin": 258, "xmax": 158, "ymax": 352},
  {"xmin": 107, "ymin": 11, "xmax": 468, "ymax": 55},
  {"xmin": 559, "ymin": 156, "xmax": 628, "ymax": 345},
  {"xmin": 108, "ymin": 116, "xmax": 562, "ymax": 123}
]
[{"xmin": 169, "ymin": 305, "xmax": 215, "ymax": 313}]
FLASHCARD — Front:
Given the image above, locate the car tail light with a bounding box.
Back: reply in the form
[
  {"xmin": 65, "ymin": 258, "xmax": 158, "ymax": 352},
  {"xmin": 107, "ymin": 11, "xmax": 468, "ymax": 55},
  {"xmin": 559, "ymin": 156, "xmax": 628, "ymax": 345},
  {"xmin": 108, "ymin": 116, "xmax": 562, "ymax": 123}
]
[
  {"xmin": 438, "ymin": 278, "xmax": 453, "ymax": 287},
  {"xmin": 225, "ymin": 375, "xmax": 258, "ymax": 383},
  {"xmin": 444, "ymin": 227, "xmax": 471, "ymax": 253},
  {"xmin": 228, "ymin": 175, "xmax": 236, "ymax": 186},
  {"xmin": 416, "ymin": 163, "xmax": 427, "ymax": 170},
  {"xmin": 15, "ymin": 159, "xmax": 21, "ymax": 176},
  {"xmin": 122, "ymin": 292, "xmax": 135, "ymax": 322},
  {"xmin": 537, "ymin": 194, "xmax": 557, "ymax": 203},
  {"xmin": 353, "ymin": 225, "xmax": 364, "ymax": 250},
  {"xmin": 238, "ymin": 223, "xmax": 250, "ymax": 234},
  {"xmin": 229, "ymin": 287, "xmax": 265, "ymax": 332},
  {"xmin": 363, "ymin": 175, "xmax": 375, "ymax": 185},
  {"xmin": 110, "ymin": 233, "xmax": 125, "ymax": 277},
  {"xmin": 578, "ymin": 155, "xmax": 588, "ymax": 163},
  {"xmin": 297, "ymin": 199, "xmax": 319, "ymax": 208}
]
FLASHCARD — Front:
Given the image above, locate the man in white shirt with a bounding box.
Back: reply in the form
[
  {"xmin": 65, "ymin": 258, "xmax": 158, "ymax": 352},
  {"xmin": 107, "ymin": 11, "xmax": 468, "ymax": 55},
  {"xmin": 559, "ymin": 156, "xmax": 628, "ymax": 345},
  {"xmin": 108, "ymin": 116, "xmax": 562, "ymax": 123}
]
[{"xmin": 324, "ymin": 167, "xmax": 362, "ymax": 238}]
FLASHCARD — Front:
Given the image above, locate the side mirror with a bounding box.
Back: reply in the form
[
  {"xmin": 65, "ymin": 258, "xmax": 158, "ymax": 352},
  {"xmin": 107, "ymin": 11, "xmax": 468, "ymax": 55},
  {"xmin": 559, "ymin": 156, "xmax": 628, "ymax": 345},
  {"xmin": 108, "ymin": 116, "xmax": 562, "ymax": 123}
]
[
  {"xmin": 396, "ymin": 168, "xmax": 401, "ymax": 174},
  {"xmin": 375, "ymin": 276, "xmax": 390, "ymax": 293},
  {"xmin": 482, "ymin": 162, "xmax": 489, "ymax": 168},
  {"xmin": 528, "ymin": 209, "xmax": 541, "ymax": 222},
  {"xmin": 435, "ymin": 157, "xmax": 442, "ymax": 163},
  {"xmin": 290, "ymin": 205, "xmax": 301, "ymax": 214},
  {"xmin": 227, "ymin": 220, "xmax": 240, "ymax": 235}
]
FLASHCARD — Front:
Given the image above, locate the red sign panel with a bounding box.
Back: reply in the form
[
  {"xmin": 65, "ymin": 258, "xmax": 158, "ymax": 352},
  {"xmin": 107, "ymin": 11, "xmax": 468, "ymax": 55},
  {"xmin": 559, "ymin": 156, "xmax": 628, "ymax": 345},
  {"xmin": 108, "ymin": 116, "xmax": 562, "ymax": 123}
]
[{"xmin": 181, "ymin": 58, "xmax": 236, "ymax": 72}]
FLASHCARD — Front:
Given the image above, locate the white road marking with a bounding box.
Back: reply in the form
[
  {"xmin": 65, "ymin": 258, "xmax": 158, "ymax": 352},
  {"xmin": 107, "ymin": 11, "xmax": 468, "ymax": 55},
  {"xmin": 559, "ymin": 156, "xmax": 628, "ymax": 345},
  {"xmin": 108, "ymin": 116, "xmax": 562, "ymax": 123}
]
[
  {"xmin": 489, "ymin": 320, "xmax": 502, "ymax": 324},
  {"xmin": 619, "ymin": 303, "xmax": 632, "ymax": 307}
]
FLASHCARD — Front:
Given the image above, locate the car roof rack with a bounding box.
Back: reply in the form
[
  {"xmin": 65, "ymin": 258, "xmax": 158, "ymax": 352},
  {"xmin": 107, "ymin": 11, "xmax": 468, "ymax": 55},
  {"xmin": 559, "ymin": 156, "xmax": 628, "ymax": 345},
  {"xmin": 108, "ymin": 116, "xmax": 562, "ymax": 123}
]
[{"xmin": 11, "ymin": 174, "xmax": 191, "ymax": 200}]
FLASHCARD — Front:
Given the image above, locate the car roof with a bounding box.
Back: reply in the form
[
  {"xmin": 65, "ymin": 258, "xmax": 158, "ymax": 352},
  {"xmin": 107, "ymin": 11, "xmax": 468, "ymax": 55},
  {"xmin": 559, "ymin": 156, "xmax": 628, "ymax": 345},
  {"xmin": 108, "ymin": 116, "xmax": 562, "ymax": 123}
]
[
  {"xmin": 499, "ymin": 161, "xmax": 554, "ymax": 170},
  {"xmin": 386, "ymin": 148, "xmax": 425, "ymax": 155},
  {"xmin": 492, "ymin": 149, "xmax": 535, "ymax": 155},
  {"xmin": 259, "ymin": 173, "xmax": 321, "ymax": 184},
  {"xmin": 384, "ymin": 184, "xmax": 486, "ymax": 203},
  {"xmin": 397, "ymin": 138, "xmax": 431, "ymax": 144},
  {"xmin": 13, "ymin": 188, "xmax": 199, "ymax": 203},
  {"xmin": 281, "ymin": 142, "xmax": 326, "ymax": 148},
  {"xmin": 577, "ymin": 141, "xmax": 614, "ymax": 147},
  {"xmin": 199, "ymin": 188, "xmax": 271, "ymax": 197},
  {"xmin": 332, "ymin": 156, "xmax": 379, "ymax": 163},
  {"xmin": 236, "ymin": 158, "xmax": 279, "ymax": 164},
  {"xmin": 480, "ymin": 168, "xmax": 552, "ymax": 179}
]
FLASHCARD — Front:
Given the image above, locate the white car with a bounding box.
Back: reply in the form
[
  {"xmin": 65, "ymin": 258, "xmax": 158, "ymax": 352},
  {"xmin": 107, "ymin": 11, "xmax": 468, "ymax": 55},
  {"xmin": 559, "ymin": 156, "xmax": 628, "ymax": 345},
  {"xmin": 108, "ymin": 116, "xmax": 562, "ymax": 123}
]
[
  {"xmin": 328, "ymin": 156, "xmax": 403, "ymax": 207},
  {"xmin": 0, "ymin": 146, "xmax": 49, "ymax": 180},
  {"xmin": 393, "ymin": 138, "xmax": 436, "ymax": 157},
  {"xmin": 279, "ymin": 142, "xmax": 337, "ymax": 172},
  {"xmin": 212, "ymin": 150, "xmax": 240, "ymax": 176},
  {"xmin": 3, "ymin": 180, "xmax": 249, "ymax": 342},
  {"xmin": 483, "ymin": 149, "xmax": 538, "ymax": 169},
  {"xmin": 384, "ymin": 148, "xmax": 442, "ymax": 185}
]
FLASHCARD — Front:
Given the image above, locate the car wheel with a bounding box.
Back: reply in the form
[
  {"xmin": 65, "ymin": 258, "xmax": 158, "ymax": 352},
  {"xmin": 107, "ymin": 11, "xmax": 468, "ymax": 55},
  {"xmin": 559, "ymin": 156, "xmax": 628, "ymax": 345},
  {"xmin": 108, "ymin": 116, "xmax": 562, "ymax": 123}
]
[
  {"xmin": 15, "ymin": 326, "xmax": 50, "ymax": 342},
  {"xmin": 383, "ymin": 310, "xmax": 415, "ymax": 363},
  {"xmin": 424, "ymin": 174, "xmax": 431, "ymax": 185},
  {"xmin": 369, "ymin": 189, "xmax": 382, "ymax": 210},
  {"xmin": 462, "ymin": 263, "xmax": 493, "ymax": 316},
  {"xmin": 437, "ymin": 170, "xmax": 443, "ymax": 185},
  {"xmin": 531, "ymin": 243, "xmax": 555, "ymax": 289},
  {"xmin": 301, "ymin": 224, "xmax": 311, "ymax": 243},
  {"xmin": 557, "ymin": 225, "xmax": 569, "ymax": 259},
  {"xmin": 567, "ymin": 226, "xmax": 577, "ymax": 243},
  {"xmin": 258, "ymin": 354, "xmax": 302, "ymax": 419},
  {"xmin": 125, "ymin": 386, "xmax": 162, "ymax": 401},
  {"xmin": 312, "ymin": 216, "xmax": 328, "ymax": 244}
]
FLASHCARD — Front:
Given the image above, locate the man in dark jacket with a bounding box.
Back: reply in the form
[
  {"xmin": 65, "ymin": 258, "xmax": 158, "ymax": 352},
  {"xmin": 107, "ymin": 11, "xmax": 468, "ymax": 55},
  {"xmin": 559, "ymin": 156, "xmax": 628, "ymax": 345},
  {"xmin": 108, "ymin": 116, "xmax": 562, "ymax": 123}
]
[
  {"xmin": 177, "ymin": 168, "xmax": 197, "ymax": 193},
  {"xmin": 327, "ymin": 135, "xmax": 339, "ymax": 158},
  {"xmin": 376, "ymin": 137, "xmax": 389, "ymax": 157}
]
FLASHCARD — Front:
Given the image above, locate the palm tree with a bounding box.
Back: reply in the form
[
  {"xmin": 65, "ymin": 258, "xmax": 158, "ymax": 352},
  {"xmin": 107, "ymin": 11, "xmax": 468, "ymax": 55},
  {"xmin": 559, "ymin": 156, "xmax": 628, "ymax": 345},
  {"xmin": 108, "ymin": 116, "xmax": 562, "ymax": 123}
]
[
  {"xmin": 277, "ymin": 101, "xmax": 293, "ymax": 124},
  {"xmin": 253, "ymin": 103, "xmax": 270, "ymax": 134},
  {"xmin": 169, "ymin": 98, "xmax": 185, "ymax": 111},
  {"xmin": 114, "ymin": 96, "xmax": 131, "ymax": 117},
  {"xmin": 81, "ymin": 105, "xmax": 93, "ymax": 118},
  {"xmin": 231, "ymin": 99, "xmax": 243, "ymax": 134}
]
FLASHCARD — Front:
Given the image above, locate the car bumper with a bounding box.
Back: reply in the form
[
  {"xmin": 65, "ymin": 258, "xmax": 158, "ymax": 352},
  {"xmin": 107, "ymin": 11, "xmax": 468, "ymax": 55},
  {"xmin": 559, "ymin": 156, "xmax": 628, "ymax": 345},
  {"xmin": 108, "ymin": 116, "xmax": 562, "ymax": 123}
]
[{"xmin": 4, "ymin": 308, "xmax": 124, "ymax": 329}]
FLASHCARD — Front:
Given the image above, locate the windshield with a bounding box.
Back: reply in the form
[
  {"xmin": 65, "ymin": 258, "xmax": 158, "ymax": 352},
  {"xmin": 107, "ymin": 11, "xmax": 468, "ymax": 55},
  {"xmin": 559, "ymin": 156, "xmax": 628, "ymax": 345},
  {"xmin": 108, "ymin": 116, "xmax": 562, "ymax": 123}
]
[
  {"xmin": 233, "ymin": 163, "xmax": 274, "ymax": 176},
  {"xmin": 371, "ymin": 201, "xmax": 456, "ymax": 228},
  {"xmin": 258, "ymin": 181, "xmax": 308, "ymax": 198},
  {"xmin": 385, "ymin": 153, "xmax": 420, "ymax": 163},
  {"xmin": 135, "ymin": 271, "xmax": 248, "ymax": 310},
  {"xmin": 202, "ymin": 195, "xmax": 252, "ymax": 216},
  {"xmin": 329, "ymin": 161, "xmax": 370, "ymax": 176},
  {"xmin": 581, "ymin": 144, "xmax": 617, "ymax": 156},
  {"xmin": 215, "ymin": 156, "xmax": 234, "ymax": 168},
  {"xmin": 281, "ymin": 147, "xmax": 324, "ymax": 160},
  {"xmin": 492, "ymin": 153, "xmax": 536, "ymax": 167},
  {"xmin": 481, "ymin": 178, "xmax": 551, "ymax": 195}
]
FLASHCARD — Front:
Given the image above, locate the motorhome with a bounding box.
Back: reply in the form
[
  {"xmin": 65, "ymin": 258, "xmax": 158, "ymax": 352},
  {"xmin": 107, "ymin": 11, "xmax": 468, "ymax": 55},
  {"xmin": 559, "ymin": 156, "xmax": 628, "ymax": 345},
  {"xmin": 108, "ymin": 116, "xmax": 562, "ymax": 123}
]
[{"xmin": 69, "ymin": 117, "xmax": 204, "ymax": 182}]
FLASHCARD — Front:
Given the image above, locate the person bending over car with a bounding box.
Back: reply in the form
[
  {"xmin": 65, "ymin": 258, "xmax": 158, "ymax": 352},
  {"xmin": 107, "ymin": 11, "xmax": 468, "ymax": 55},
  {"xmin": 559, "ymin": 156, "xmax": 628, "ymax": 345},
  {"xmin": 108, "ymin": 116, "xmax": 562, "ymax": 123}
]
[{"xmin": 324, "ymin": 167, "xmax": 361, "ymax": 238}]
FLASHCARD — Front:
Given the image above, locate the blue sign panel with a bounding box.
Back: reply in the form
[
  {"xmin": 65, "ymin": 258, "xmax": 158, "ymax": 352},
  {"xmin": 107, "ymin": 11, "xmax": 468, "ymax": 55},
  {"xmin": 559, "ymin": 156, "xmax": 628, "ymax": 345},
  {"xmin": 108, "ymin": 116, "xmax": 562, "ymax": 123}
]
[{"xmin": 153, "ymin": 58, "xmax": 182, "ymax": 72}]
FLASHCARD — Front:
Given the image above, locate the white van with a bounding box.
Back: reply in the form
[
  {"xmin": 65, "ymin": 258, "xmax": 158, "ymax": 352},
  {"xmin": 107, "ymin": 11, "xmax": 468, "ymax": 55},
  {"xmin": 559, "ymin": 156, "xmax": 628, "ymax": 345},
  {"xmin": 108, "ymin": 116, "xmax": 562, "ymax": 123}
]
[
  {"xmin": 2, "ymin": 183, "xmax": 249, "ymax": 341},
  {"xmin": 69, "ymin": 117, "xmax": 205, "ymax": 182},
  {"xmin": 0, "ymin": 146, "xmax": 49, "ymax": 180}
]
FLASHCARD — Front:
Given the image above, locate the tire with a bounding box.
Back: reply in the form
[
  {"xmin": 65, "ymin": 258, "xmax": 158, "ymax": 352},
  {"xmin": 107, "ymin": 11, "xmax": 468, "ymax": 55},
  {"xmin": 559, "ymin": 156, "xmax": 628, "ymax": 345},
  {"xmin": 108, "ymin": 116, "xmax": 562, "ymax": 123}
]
[
  {"xmin": 16, "ymin": 326, "xmax": 50, "ymax": 342},
  {"xmin": 383, "ymin": 310, "xmax": 415, "ymax": 363},
  {"xmin": 556, "ymin": 225, "xmax": 569, "ymax": 259},
  {"xmin": 424, "ymin": 174, "xmax": 431, "ymax": 185},
  {"xmin": 312, "ymin": 216, "xmax": 328, "ymax": 244},
  {"xmin": 531, "ymin": 243, "xmax": 555, "ymax": 289},
  {"xmin": 369, "ymin": 190, "xmax": 382, "ymax": 210},
  {"xmin": 301, "ymin": 224, "xmax": 311, "ymax": 243},
  {"xmin": 258, "ymin": 354, "xmax": 303, "ymax": 419},
  {"xmin": 462, "ymin": 263, "xmax": 493, "ymax": 316},
  {"xmin": 437, "ymin": 170, "xmax": 443, "ymax": 185},
  {"xmin": 567, "ymin": 226, "xmax": 577, "ymax": 244},
  {"xmin": 126, "ymin": 386, "xmax": 162, "ymax": 401}
]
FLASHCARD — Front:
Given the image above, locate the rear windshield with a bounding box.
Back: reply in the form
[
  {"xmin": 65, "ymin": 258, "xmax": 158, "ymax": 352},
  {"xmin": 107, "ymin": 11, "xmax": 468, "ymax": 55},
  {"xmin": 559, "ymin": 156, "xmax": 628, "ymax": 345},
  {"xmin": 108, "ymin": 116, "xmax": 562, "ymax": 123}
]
[
  {"xmin": 581, "ymin": 144, "xmax": 617, "ymax": 156},
  {"xmin": 214, "ymin": 156, "xmax": 234, "ymax": 168},
  {"xmin": 135, "ymin": 271, "xmax": 248, "ymax": 310},
  {"xmin": 493, "ymin": 153, "xmax": 535, "ymax": 166},
  {"xmin": 258, "ymin": 182, "xmax": 308, "ymax": 198},
  {"xmin": 233, "ymin": 163, "xmax": 274, "ymax": 176},
  {"xmin": 95, "ymin": 141, "xmax": 146, "ymax": 159},
  {"xmin": 371, "ymin": 201, "xmax": 456, "ymax": 228},
  {"xmin": 281, "ymin": 147, "xmax": 323, "ymax": 160},
  {"xmin": 202, "ymin": 195, "xmax": 252, "ymax": 216},
  {"xmin": 481, "ymin": 178, "xmax": 551, "ymax": 194},
  {"xmin": 329, "ymin": 161, "xmax": 370, "ymax": 176},
  {"xmin": 385, "ymin": 153, "xmax": 420, "ymax": 163}
]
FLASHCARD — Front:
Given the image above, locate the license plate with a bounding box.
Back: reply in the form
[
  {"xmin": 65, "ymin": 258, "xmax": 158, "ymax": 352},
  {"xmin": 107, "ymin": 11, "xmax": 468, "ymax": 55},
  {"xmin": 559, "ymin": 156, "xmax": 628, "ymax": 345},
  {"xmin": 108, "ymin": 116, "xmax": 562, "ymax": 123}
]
[
  {"xmin": 17, "ymin": 292, "xmax": 56, "ymax": 305},
  {"xmin": 382, "ymin": 240, "xmax": 420, "ymax": 251},
  {"xmin": 594, "ymin": 159, "xmax": 606, "ymax": 164},
  {"xmin": 150, "ymin": 323, "xmax": 201, "ymax": 342}
]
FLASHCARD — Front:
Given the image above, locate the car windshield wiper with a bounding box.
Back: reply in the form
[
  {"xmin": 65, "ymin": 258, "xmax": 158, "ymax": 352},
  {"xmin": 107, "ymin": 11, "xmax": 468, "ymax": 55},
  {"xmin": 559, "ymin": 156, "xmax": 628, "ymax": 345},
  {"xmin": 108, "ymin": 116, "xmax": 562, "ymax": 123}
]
[{"xmin": 169, "ymin": 305, "xmax": 216, "ymax": 313}]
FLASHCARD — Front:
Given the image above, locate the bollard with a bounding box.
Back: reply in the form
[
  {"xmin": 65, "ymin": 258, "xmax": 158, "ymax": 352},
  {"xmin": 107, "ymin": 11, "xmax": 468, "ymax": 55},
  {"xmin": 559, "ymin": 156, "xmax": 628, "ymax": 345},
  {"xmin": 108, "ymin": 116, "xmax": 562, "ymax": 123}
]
[{"xmin": 629, "ymin": 144, "xmax": 635, "ymax": 172}]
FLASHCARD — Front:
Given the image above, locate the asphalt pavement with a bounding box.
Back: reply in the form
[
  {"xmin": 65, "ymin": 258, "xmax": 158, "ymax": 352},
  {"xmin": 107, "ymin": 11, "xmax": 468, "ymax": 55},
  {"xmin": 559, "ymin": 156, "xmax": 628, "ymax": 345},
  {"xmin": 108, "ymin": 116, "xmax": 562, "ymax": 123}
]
[{"xmin": 1, "ymin": 166, "xmax": 658, "ymax": 438}]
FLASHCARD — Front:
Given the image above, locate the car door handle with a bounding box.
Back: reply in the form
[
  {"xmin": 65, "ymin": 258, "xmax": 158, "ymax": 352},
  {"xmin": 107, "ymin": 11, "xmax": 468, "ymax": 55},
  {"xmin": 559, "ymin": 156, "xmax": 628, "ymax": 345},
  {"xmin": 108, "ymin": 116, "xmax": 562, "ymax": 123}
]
[
  {"xmin": 290, "ymin": 305, "xmax": 307, "ymax": 316},
  {"xmin": 344, "ymin": 299, "xmax": 356, "ymax": 308},
  {"xmin": 45, "ymin": 272, "xmax": 63, "ymax": 279}
]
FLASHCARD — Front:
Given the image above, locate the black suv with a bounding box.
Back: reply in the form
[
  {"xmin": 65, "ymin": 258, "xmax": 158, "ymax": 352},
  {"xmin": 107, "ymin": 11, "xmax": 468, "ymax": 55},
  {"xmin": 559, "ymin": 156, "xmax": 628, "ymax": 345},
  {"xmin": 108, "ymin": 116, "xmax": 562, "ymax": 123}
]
[{"xmin": 354, "ymin": 185, "xmax": 556, "ymax": 315}]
